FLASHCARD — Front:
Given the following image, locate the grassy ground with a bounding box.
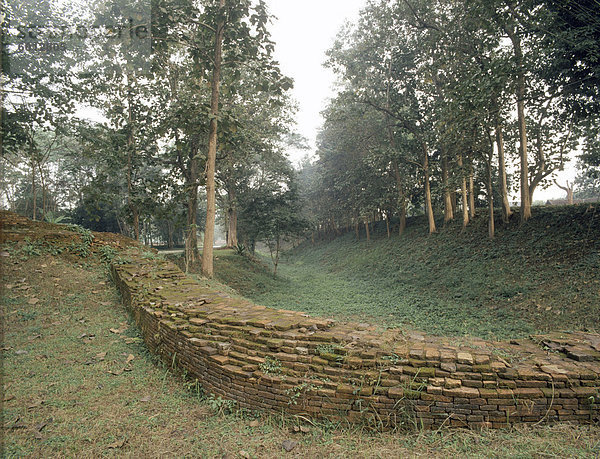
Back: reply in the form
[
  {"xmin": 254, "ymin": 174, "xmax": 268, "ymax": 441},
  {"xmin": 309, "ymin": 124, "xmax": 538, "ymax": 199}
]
[
  {"xmin": 2, "ymin": 245, "xmax": 600, "ymax": 458},
  {"xmin": 209, "ymin": 205, "xmax": 599, "ymax": 340}
]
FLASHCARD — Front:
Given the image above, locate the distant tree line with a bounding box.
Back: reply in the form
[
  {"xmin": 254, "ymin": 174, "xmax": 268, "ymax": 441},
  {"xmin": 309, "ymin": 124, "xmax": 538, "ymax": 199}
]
[
  {"xmin": 1, "ymin": 0, "xmax": 307, "ymax": 275},
  {"xmin": 298, "ymin": 0, "xmax": 600, "ymax": 241}
]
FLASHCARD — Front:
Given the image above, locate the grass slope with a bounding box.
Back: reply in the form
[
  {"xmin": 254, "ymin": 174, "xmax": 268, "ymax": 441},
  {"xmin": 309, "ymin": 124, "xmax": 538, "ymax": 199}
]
[
  {"xmin": 213, "ymin": 205, "xmax": 600, "ymax": 340},
  {"xmin": 2, "ymin": 219, "xmax": 600, "ymax": 457}
]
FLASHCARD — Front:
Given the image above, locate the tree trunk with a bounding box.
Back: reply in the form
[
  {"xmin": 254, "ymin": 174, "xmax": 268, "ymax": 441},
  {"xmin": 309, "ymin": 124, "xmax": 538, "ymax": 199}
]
[
  {"xmin": 365, "ymin": 219, "xmax": 370, "ymax": 242},
  {"xmin": 30, "ymin": 158, "xmax": 37, "ymax": 221},
  {"xmin": 486, "ymin": 153, "xmax": 495, "ymax": 240},
  {"xmin": 40, "ymin": 167, "xmax": 47, "ymax": 219},
  {"xmin": 468, "ymin": 164, "xmax": 475, "ymax": 219},
  {"xmin": 496, "ymin": 121, "xmax": 512, "ymax": 223},
  {"xmin": 201, "ymin": 0, "xmax": 226, "ymax": 278},
  {"xmin": 385, "ymin": 212, "xmax": 390, "ymax": 239},
  {"xmin": 355, "ymin": 220, "xmax": 359, "ymax": 240},
  {"xmin": 422, "ymin": 143, "xmax": 436, "ymax": 234},
  {"xmin": 392, "ymin": 160, "xmax": 408, "ymax": 236},
  {"xmin": 555, "ymin": 181, "xmax": 574, "ymax": 205},
  {"xmin": 458, "ymin": 154, "xmax": 469, "ymax": 227},
  {"xmin": 168, "ymin": 221, "xmax": 174, "ymax": 249},
  {"xmin": 273, "ymin": 237, "xmax": 280, "ymax": 276},
  {"xmin": 441, "ymin": 149, "xmax": 454, "ymax": 224},
  {"xmin": 506, "ymin": 23, "xmax": 531, "ymax": 221},
  {"xmin": 126, "ymin": 75, "xmax": 140, "ymax": 241},
  {"xmin": 226, "ymin": 187, "xmax": 238, "ymax": 248}
]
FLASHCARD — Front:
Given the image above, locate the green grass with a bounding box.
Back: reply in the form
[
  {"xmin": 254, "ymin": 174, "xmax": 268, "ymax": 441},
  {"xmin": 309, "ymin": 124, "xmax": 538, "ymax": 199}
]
[
  {"xmin": 2, "ymin": 215, "xmax": 600, "ymax": 457},
  {"xmin": 209, "ymin": 205, "xmax": 600, "ymax": 340}
]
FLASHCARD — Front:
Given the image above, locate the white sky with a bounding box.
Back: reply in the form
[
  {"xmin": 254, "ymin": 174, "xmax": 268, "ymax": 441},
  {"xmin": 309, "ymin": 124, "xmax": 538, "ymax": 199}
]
[
  {"xmin": 266, "ymin": 0, "xmax": 366, "ymax": 164},
  {"xmin": 265, "ymin": 1, "xmax": 577, "ymax": 201}
]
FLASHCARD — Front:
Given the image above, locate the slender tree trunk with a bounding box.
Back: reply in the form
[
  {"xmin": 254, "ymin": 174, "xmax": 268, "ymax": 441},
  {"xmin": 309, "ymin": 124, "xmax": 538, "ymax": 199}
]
[
  {"xmin": 365, "ymin": 218, "xmax": 370, "ymax": 242},
  {"xmin": 392, "ymin": 160, "xmax": 408, "ymax": 236},
  {"xmin": 31, "ymin": 158, "xmax": 37, "ymax": 221},
  {"xmin": 168, "ymin": 221, "xmax": 174, "ymax": 249},
  {"xmin": 496, "ymin": 121, "xmax": 512, "ymax": 223},
  {"xmin": 355, "ymin": 220, "xmax": 359, "ymax": 240},
  {"xmin": 468, "ymin": 164, "xmax": 475, "ymax": 219},
  {"xmin": 422, "ymin": 143, "xmax": 436, "ymax": 234},
  {"xmin": 186, "ymin": 145, "xmax": 199, "ymax": 262},
  {"xmin": 458, "ymin": 154, "xmax": 469, "ymax": 227},
  {"xmin": 273, "ymin": 237, "xmax": 280, "ymax": 276},
  {"xmin": 442, "ymin": 149, "xmax": 454, "ymax": 224},
  {"xmin": 226, "ymin": 187, "xmax": 238, "ymax": 248},
  {"xmin": 201, "ymin": 0, "xmax": 226, "ymax": 278},
  {"xmin": 126, "ymin": 76, "xmax": 140, "ymax": 241},
  {"xmin": 39, "ymin": 167, "xmax": 47, "ymax": 219},
  {"xmin": 385, "ymin": 212, "xmax": 391, "ymax": 239},
  {"xmin": 399, "ymin": 200, "xmax": 407, "ymax": 236},
  {"xmin": 487, "ymin": 166, "xmax": 495, "ymax": 240},
  {"xmin": 451, "ymin": 191, "xmax": 457, "ymax": 216},
  {"xmin": 506, "ymin": 23, "xmax": 531, "ymax": 221}
]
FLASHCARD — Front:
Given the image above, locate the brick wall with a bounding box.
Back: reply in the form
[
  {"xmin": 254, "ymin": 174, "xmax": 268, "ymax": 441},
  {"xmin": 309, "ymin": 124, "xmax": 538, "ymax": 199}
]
[{"xmin": 112, "ymin": 249, "xmax": 600, "ymax": 429}]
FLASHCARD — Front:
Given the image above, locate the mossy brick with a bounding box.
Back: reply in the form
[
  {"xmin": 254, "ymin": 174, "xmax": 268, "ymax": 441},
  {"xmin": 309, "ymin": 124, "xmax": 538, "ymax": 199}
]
[
  {"xmin": 409, "ymin": 348, "xmax": 425, "ymax": 359},
  {"xmin": 512, "ymin": 388, "xmax": 543, "ymax": 399},
  {"xmin": 445, "ymin": 378, "xmax": 461, "ymax": 389},
  {"xmin": 387, "ymin": 387, "xmax": 404, "ymax": 399},
  {"xmin": 443, "ymin": 387, "xmax": 480, "ymax": 398},
  {"xmin": 336, "ymin": 383, "xmax": 355, "ymax": 394}
]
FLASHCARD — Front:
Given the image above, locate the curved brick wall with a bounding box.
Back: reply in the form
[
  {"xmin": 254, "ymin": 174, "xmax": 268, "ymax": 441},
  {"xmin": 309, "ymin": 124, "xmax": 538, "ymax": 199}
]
[
  {"xmin": 1, "ymin": 212, "xmax": 598, "ymax": 430},
  {"xmin": 111, "ymin": 248, "xmax": 600, "ymax": 429}
]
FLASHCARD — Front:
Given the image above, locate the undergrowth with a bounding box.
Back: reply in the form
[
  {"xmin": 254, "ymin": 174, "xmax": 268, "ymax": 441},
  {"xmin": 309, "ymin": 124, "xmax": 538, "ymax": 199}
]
[{"xmin": 209, "ymin": 205, "xmax": 599, "ymax": 340}]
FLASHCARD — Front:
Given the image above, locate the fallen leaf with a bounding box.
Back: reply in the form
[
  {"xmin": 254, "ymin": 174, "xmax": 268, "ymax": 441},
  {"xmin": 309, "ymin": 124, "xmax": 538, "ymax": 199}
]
[
  {"xmin": 239, "ymin": 451, "xmax": 250, "ymax": 459},
  {"xmin": 281, "ymin": 440, "xmax": 298, "ymax": 452},
  {"xmin": 27, "ymin": 400, "xmax": 45, "ymax": 410},
  {"xmin": 300, "ymin": 426, "xmax": 310, "ymax": 433},
  {"xmin": 249, "ymin": 420, "xmax": 260, "ymax": 427},
  {"xmin": 27, "ymin": 298, "xmax": 39, "ymax": 305},
  {"xmin": 125, "ymin": 354, "xmax": 135, "ymax": 365},
  {"xmin": 9, "ymin": 417, "xmax": 27, "ymax": 430},
  {"xmin": 5, "ymin": 284, "xmax": 14, "ymax": 290},
  {"xmin": 92, "ymin": 290, "xmax": 99, "ymax": 294},
  {"xmin": 107, "ymin": 439, "xmax": 126, "ymax": 449},
  {"xmin": 96, "ymin": 352, "xmax": 107, "ymax": 361},
  {"xmin": 34, "ymin": 419, "xmax": 51, "ymax": 439},
  {"xmin": 108, "ymin": 370, "xmax": 123, "ymax": 376},
  {"xmin": 15, "ymin": 350, "xmax": 28, "ymax": 355},
  {"xmin": 110, "ymin": 328, "xmax": 122, "ymax": 334}
]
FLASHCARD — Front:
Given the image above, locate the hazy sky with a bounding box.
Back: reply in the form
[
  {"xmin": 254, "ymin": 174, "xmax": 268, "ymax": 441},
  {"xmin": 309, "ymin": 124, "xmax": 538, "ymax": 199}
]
[
  {"xmin": 266, "ymin": 0, "xmax": 366, "ymax": 165},
  {"xmin": 265, "ymin": 1, "xmax": 577, "ymax": 201}
]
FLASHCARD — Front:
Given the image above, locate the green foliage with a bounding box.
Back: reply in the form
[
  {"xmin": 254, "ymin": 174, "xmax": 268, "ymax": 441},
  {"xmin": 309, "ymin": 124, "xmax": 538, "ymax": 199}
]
[
  {"xmin": 18, "ymin": 238, "xmax": 63, "ymax": 260},
  {"xmin": 98, "ymin": 245, "xmax": 118, "ymax": 264},
  {"xmin": 215, "ymin": 206, "xmax": 599, "ymax": 339},
  {"xmin": 44, "ymin": 212, "xmax": 69, "ymax": 224},
  {"xmin": 285, "ymin": 382, "xmax": 322, "ymax": 406},
  {"xmin": 259, "ymin": 356, "xmax": 282, "ymax": 375},
  {"xmin": 64, "ymin": 224, "xmax": 95, "ymax": 258},
  {"xmin": 234, "ymin": 243, "xmax": 247, "ymax": 256},
  {"xmin": 205, "ymin": 394, "xmax": 237, "ymax": 416}
]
